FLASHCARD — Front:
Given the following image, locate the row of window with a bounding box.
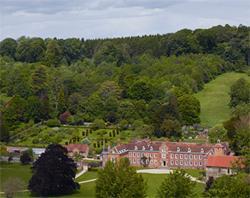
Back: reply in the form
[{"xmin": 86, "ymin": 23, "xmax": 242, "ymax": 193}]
[
  {"xmin": 134, "ymin": 146, "xmax": 154, "ymax": 151},
  {"xmin": 170, "ymin": 160, "xmax": 203, "ymax": 166},
  {"xmin": 170, "ymin": 153, "xmax": 203, "ymax": 160},
  {"xmin": 162, "ymin": 147, "xmax": 205, "ymax": 153},
  {"xmin": 129, "ymin": 152, "xmax": 158, "ymax": 158},
  {"xmin": 130, "ymin": 159, "xmax": 158, "ymax": 165}
]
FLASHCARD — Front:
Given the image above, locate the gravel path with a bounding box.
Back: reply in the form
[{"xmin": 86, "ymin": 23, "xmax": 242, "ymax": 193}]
[
  {"xmin": 136, "ymin": 169, "xmax": 172, "ymax": 174},
  {"xmin": 79, "ymin": 179, "xmax": 97, "ymax": 184},
  {"xmin": 136, "ymin": 169, "xmax": 205, "ymax": 184},
  {"xmin": 75, "ymin": 165, "xmax": 88, "ymax": 179}
]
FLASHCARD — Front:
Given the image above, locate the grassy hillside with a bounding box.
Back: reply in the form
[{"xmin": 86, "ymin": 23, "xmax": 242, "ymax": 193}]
[{"xmin": 195, "ymin": 72, "xmax": 250, "ymax": 127}]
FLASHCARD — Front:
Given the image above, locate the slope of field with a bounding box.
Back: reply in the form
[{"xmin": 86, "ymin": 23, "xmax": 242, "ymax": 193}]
[{"xmin": 195, "ymin": 72, "xmax": 250, "ymax": 127}]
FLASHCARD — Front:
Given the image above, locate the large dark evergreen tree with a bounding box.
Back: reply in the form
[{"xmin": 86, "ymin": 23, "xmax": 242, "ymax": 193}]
[{"xmin": 28, "ymin": 144, "xmax": 79, "ymax": 196}]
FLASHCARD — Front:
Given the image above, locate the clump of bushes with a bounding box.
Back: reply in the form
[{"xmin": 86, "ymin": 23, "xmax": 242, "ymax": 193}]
[
  {"xmin": 91, "ymin": 119, "xmax": 105, "ymax": 130},
  {"xmin": 46, "ymin": 119, "xmax": 61, "ymax": 127}
]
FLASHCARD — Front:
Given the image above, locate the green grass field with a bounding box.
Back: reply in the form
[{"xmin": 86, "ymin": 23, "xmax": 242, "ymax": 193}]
[
  {"xmin": 75, "ymin": 170, "xmax": 98, "ymax": 182},
  {"xmin": 141, "ymin": 173, "xmax": 168, "ymax": 197},
  {"xmin": 195, "ymin": 72, "xmax": 250, "ymax": 127},
  {"xmin": 0, "ymin": 163, "xmax": 205, "ymax": 198},
  {"xmin": 0, "ymin": 163, "xmax": 32, "ymax": 191},
  {"xmin": 140, "ymin": 173, "xmax": 204, "ymax": 198}
]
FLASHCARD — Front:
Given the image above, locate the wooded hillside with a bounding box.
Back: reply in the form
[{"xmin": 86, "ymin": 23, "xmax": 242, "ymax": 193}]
[{"xmin": 0, "ymin": 24, "xmax": 249, "ymax": 143}]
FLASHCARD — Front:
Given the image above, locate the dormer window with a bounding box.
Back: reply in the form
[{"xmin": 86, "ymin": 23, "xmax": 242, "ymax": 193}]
[
  {"xmin": 142, "ymin": 146, "xmax": 145, "ymax": 150},
  {"xmin": 188, "ymin": 148, "xmax": 191, "ymax": 153},
  {"xmin": 134, "ymin": 146, "xmax": 138, "ymax": 150},
  {"xmin": 201, "ymin": 148, "xmax": 204, "ymax": 153},
  {"xmin": 177, "ymin": 147, "xmax": 180, "ymax": 152}
]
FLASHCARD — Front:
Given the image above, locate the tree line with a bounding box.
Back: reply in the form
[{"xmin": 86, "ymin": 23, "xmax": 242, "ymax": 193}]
[{"xmin": 0, "ymin": 25, "xmax": 249, "ymax": 67}]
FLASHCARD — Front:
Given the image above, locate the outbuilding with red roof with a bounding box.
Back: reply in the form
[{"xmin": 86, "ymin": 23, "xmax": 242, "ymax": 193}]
[{"xmin": 206, "ymin": 155, "xmax": 239, "ymax": 179}]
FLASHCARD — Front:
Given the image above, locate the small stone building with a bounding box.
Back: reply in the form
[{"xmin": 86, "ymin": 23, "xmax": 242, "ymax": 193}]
[{"xmin": 206, "ymin": 155, "xmax": 239, "ymax": 179}]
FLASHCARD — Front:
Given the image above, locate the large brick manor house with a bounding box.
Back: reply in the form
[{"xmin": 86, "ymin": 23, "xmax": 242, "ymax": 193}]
[{"xmin": 101, "ymin": 139, "xmax": 230, "ymax": 169}]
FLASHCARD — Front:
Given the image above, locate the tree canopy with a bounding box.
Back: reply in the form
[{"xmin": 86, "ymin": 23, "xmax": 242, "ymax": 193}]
[
  {"xmin": 28, "ymin": 144, "xmax": 79, "ymax": 196},
  {"xmin": 230, "ymin": 78, "xmax": 250, "ymax": 107},
  {"xmin": 96, "ymin": 158, "xmax": 147, "ymax": 198},
  {"xmin": 157, "ymin": 170, "xmax": 195, "ymax": 198},
  {"xmin": 206, "ymin": 174, "xmax": 250, "ymax": 197}
]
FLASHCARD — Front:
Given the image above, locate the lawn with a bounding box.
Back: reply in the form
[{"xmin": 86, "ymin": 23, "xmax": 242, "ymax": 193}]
[
  {"xmin": 0, "ymin": 163, "xmax": 96, "ymax": 198},
  {"xmin": 140, "ymin": 173, "xmax": 204, "ymax": 198},
  {"xmin": 75, "ymin": 170, "xmax": 98, "ymax": 182},
  {"xmin": 185, "ymin": 169, "xmax": 205, "ymax": 179},
  {"xmin": 0, "ymin": 162, "xmax": 32, "ymax": 191},
  {"xmin": 61, "ymin": 182, "xmax": 96, "ymax": 198},
  {"xmin": 0, "ymin": 165, "xmax": 205, "ymax": 198},
  {"xmin": 140, "ymin": 173, "xmax": 168, "ymax": 197},
  {"xmin": 2, "ymin": 182, "xmax": 96, "ymax": 198},
  {"xmin": 75, "ymin": 172, "xmax": 205, "ymax": 198},
  {"xmin": 195, "ymin": 72, "xmax": 250, "ymax": 127}
]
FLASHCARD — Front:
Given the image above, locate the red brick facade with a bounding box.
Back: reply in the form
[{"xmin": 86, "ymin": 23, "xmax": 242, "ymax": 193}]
[{"xmin": 101, "ymin": 140, "xmax": 229, "ymax": 169}]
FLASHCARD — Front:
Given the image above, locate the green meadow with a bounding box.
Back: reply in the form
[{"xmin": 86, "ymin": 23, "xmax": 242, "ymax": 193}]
[
  {"xmin": 0, "ymin": 162, "xmax": 205, "ymax": 198},
  {"xmin": 195, "ymin": 72, "xmax": 250, "ymax": 127}
]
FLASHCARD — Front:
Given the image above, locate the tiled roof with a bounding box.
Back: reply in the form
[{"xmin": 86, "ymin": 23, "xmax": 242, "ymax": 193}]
[
  {"xmin": 111, "ymin": 140, "xmax": 227, "ymax": 155},
  {"xmin": 115, "ymin": 140, "xmax": 161, "ymax": 153},
  {"xmin": 207, "ymin": 155, "xmax": 239, "ymax": 168},
  {"xmin": 166, "ymin": 142, "xmax": 214, "ymax": 153},
  {"xmin": 66, "ymin": 144, "xmax": 89, "ymax": 153}
]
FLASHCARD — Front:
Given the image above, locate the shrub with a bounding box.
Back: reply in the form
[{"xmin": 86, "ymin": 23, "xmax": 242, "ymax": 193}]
[
  {"xmin": 119, "ymin": 119, "xmax": 129, "ymax": 130},
  {"xmin": 46, "ymin": 119, "xmax": 61, "ymax": 127},
  {"xmin": 91, "ymin": 119, "xmax": 105, "ymax": 130},
  {"xmin": 59, "ymin": 111, "xmax": 71, "ymax": 124},
  {"xmin": 20, "ymin": 149, "xmax": 33, "ymax": 165}
]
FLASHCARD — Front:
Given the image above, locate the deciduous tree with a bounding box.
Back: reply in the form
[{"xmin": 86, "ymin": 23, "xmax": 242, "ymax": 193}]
[
  {"xmin": 0, "ymin": 38, "xmax": 17, "ymax": 59},
  {"xmin": 157, "ymin": 170, "xmax": 195, "ymax": 198},
  {"xmin": 178, "ymin": 94, "xmax": 200, "ymax": 125},
  {"xmin": 206, "ymin": 174, "xmax": 250, "ymax": 197},
  {"xmin": 96, "ymin": 158, "xmax": 147, "ymax": 198},
  {"xmin": 230, "ymin": 78, "xmax": 250, "ymax": 107}
]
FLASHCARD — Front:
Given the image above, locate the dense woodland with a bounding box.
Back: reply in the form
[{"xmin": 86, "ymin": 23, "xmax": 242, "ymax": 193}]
[{"xmin": 0, "ymin": 24, "xmax": 249, "ymax": 144}]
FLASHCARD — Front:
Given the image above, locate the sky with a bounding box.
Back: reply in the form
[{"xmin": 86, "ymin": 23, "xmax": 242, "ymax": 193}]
[{"xmin": 0, "ymin": 0, "xmax": 249, "ymax": 40}]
